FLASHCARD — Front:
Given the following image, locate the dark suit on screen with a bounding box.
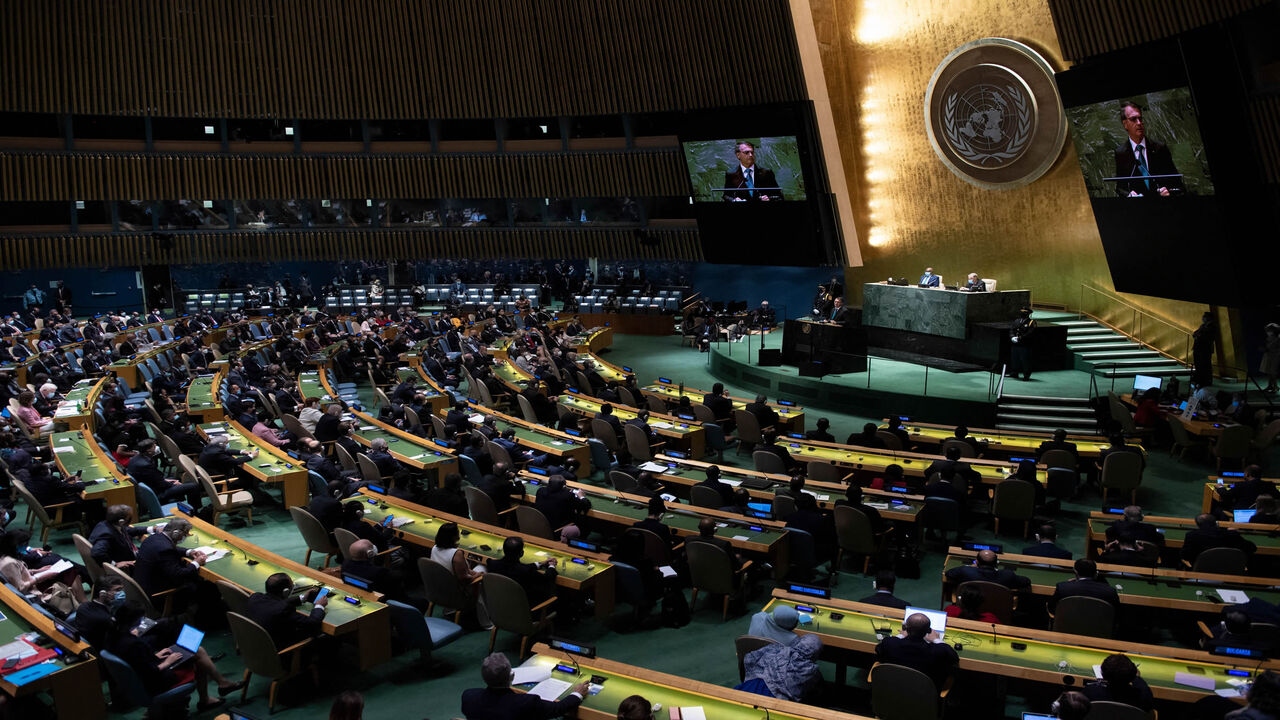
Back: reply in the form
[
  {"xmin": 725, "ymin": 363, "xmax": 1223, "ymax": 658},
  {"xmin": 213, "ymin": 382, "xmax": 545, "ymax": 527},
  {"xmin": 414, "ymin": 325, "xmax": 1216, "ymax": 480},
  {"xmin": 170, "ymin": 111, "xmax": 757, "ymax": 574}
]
[
  {"xmin": 722, "ymin": 166, "xmax": 783, "ymax": 202},
  {"xmin": 1113, "ymin": 139, "xmax": 1182, "ymax": 196}
]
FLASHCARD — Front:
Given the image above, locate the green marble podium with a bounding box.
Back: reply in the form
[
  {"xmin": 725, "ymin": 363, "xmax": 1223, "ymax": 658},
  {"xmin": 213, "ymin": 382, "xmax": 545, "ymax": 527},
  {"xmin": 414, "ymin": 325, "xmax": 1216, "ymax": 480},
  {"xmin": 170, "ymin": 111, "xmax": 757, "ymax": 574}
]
[{"xmin": 862, "ymin": 283, "xmax": 1030, "ymax": 339}]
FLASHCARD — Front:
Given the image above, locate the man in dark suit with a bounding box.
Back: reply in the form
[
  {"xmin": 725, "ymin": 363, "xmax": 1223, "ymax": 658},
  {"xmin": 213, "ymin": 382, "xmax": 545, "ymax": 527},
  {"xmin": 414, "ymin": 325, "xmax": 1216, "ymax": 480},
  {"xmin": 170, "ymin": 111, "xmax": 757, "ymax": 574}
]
[
  {"xmin": 534, "ymin": 475, "xmax": 590, "ymax": 533},
  {"xmin": 757, "ymin": 429, "xmax": 799, "ymax": 473},
  {"xmin": 593, "ymin": 403, "xmax": 623, "ymax": 437},
  {"xmin": 132, "ymin": 518, "xmax": 206, "ymax": 598},
  {"xmin": 1113, "ymin": 102, "xmax": 1182, "ymax": 197},
  {"xmin": 477, "ymin": 463, "xmax": 523, "ymax": 513},
  {"xmin": 1036, "ymin": 429, "xmax": 1079, "ymax": 461},
  {"xmin": 846, "ymin": 423, "xmax": 886, "ymax": 449},
  {"xmin": 445, "ymin": 401, "xmax": 474, "ymax": 435},
  {"xmin": 1219, "ymin": 465, "xmax": 1275, "ymax": 511},
  {"xmin": 827, "ymin": 297, "xmax": 853, "ymax": 325},
  {"xmin": 1097, "ymin": 531, "xmax": 1158, "ymax": 568},
  {"xmin": 1049, "ymin": 559, "xmax": 1119, "ymax": 613},
  {"xmin": 686, "ymin": 517, "xmax": 742, "ymax": 570},
  {"xmin": 461, "ymin": 652, "xmax": 587, "ymax": 720},
  {"xmin": 875, "ymin": 613, "xmax": 959, "ymax": 689},
  {"xmin": 1105, "ymin": 506, "xmax": 1165, "ymax": 547},
  {"xmin": 485, "ymin": 537, "xmax": 558, "ymax": 605},
  {"xmin": 805, "ymin": 417, "xmax": 834, "ymax": 443},
  {"xmin": 923, "ymin": 468, "xmax": 966, "ymax": 505},
  {"xmin": 917, "ymin": 268, "xmax": 940, "ymax": 288},
  {"xmin": 703, "ymin": 383, "xmax": 734, "ymax": 425},
  {"xmin": 721, "ymin": 141, "xmax": 782, "ymax": 202},
  {"xmin": 858, "ymin": 571, "xmax": 910, "ymax": 610},
  {"xmin": 834, "ymin": 484, "xmax": 885, "ymax": 534},
  {"xmin": 1182, "ymin": 513, "xmax": 1257, "ymax": 565},
  {"xmin": 943, "ymin": 549, "xmax": 1030, "ymax": 591},
  {"xmin": 1020, "ymin": 524, "xmax": 1072, "ymax": 560},
  {"xmin": 744, "ymin": 395, "xmax": 780, "ymax": 431},
  {"xmin": 244, "ymin": 573, "xmax": 328, "ymax": 647},
  {"xmin": 631, "ymin": 497, "xmax": 678, "ymax": 548},
  {"xmin": 129, "ymin": 439, "xmax": 203, "ymax": 506},
  {"xmin": 314, "ymin": 404, "xmax": 345, "ymax": 442},
  {"xmin": 696, "ymin": 465, "xmax": 736, "ymax": 507},
  {"xmin": 72, "ymin": 575, "xmax": 127, "ymax": 649},
  {"xmin": 197, "ymin": 434, "xmax": 255, "ymax": 484},
  {"xmin": 89, "ymin": 504, "xmax": 153, "ymax": 569},
  {"xmin": 924, "ymin": 446, "xmax": 980, "ymax": 489},
  {"xmin": 342, "ymin": 539, "xmax": 424, "ymax": 611}
]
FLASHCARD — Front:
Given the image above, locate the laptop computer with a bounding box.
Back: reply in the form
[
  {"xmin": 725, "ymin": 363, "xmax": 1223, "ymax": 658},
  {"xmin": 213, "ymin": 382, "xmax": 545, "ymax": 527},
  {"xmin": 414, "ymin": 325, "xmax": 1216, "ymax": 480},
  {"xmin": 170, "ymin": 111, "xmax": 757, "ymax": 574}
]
[
  {"xmin": 1233, "ymin": 509, "xmax": 1257, "ymax": 523},
  {"xmin": 166, "ymin": 624, "xmax": 205, "ymax": 664},
  {"xmin": 1022, "ymin": 714, "xmax": 1056, "ymax": 720},
  {"xmin": 903, "ymin": 606, "xmax": 948, "ymax": 640}
]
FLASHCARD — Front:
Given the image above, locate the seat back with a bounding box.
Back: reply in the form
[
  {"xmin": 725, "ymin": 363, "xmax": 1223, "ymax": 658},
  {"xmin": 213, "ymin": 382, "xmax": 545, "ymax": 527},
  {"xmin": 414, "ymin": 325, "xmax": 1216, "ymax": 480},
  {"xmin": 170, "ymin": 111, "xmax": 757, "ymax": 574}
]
[
  {"xmin": 834, "ymin": 505, "xmax": 875, "ymax": 555},
  {"xmin": 12, "ymin": 479, "xmax": 53, "ymax": 526},
  {"xmin": 457, "ymin": 454, "xmax": 483, "ymax": 485},
  {"xmin": 333, "ymin": 527, "xmax": 359, "ymax": 560},
  {"xmin": 486, "ymin": 441, "xmax": 515, "ymax": 469},
  {"xmin": 134, "ymin": 481, "xmax": 166, "ymax": 520},
  {"xmin": 920, "ymin": 496, "xmax": 961, "ymax": 536},
  {"xmin": 807, "ymin": 461, "xmax": 846, "ymax": 484},
  {"xmin": 1039, "ymin": 449, "xmax": 1077, "ymax": 470},
  {"xmin": 608, "ymin": 470, "xmax": 638, "ymax": 494},
  {"xmin": 515, "ymin": 505, "xmax": 555, "ymax": 539},
  {"xmin": 464, "ymin": 487, "xmax": 501, "ymax": 525},
  {"xmin": 956, "ymin": 580, "xmax": 1015, "ymax": 624},
  {"xmin": 516, "ymin": 394, "xmax": 539, "ymax": 423},
  {"xmin": 690, "ymin": 485, "xmax": 723, "ymax": 509},
  {"xmin": 104, "ymin": 563, "xmax": 159, "ymax": 618},
  {"xmin": 1215, "ymin": 425, "xmax": 1254, "ymax": 461},
  {"xmin": 282, "ymin": 414, "xmax": 315, "ymax": 441},
  {"xmin": 217, "ymin": 579, "xmax": 251, "ymax": 616},
  {"xmin": 624, "ymin": 423, "xmax": 654, "ymax": 462},
  {"xmin": 355, "ymin": 454, "xmax": 382, "ymax": 485},
  {"xmin": 587, "ymin": 438, "xmax": 614, "ymax": 474},
  {"xmin": 992, "ymin": 479, "xmax": 1037, "ymax": 523},
  {"xmin": 1052, "ymin": 595, "xmax": 1115, "ymax": 638},
  {"xmin": 289, "ymin": 506, "xmax": 339, "ymax": 559},
  {"xmin": 71, "ymin": 532, "xmax": 104, "ymax": 583},
  {"xmin": 99, "ymin": 647, "xmax": 193, "ymax": 708},
  {"xmin": 403, "ymin": 407, "xmax": 421, "ymax": 429},
  {"xmin": 772, "ymin": 493, "xmax": 797, "ymax": 520},
  {"xmin": 1100, "ymin": 452, "xmax": 1143, "ymax": 493},
  {"xmin": 416, "ymin": 552, "xmax": 472, "ymax": 610},
  {"xmin": 692, "ymin": 404, "xmax": 716, "ymax": 424},
  {"xmin": 1166, "ymin": 414, "xmax": 1198, "ymax": 446},
  {"xmin": 1083, "ymin": 700, "xmax": 1151, "ymax": 720},
  {"xmin": 617, "ymin": 387, "xmax": 639, "ymax": 408},
  {"xmin": 787, "ymin": 527, "xmax": 819, "ymax": 571},
  {"xmin": 226, "ymin": 612, "xmax": 289, "ymax": 678},
  {"xmin": 753, "ymin": 450, "xmax": 786, "ymax": 475},
  {"xmin": 869, "ymin": 662, "xmax": 941, "ymax": 720},
  {"xmin": 687, "ymin": 540, "xmax": 734, "ymax": 595},
  {"xmin": 1193, "ymin": 546, "xmax": 1249, "ymax": 575},
  {"xmin": 735, "ymin": 635, "xmax": 778, "ymax": 682},
  {"xmin": 481, "ymin": 572, "xmax": 536, "ymax": 635},
  {"xmin": 734, "ymin": 410, "xmax": 762, "ymax": 445},
  {"xmin": 625, "ymin": 527, "xmax": 671, "ymax": 565},
  {"xmin": 940, "ymin": 439, "xmax": 976, "ymax": 458},
  {"xmin": 430, "ymin": 415, "xmax": 448, "ymax": 439},
  {"xmin": 645, "ymin": 395, "xmax": 667, "ymax": 414},
  {"xmin": 875, "ymin": 431, "xmax": 903, "ymax": 451},
  {"xmin": 334, "ymin": 444, "xmax": 357, "ymax": 472},
  {"xmin": 591, "ymin": 419, "xmax": 620, "ymax": 452}
]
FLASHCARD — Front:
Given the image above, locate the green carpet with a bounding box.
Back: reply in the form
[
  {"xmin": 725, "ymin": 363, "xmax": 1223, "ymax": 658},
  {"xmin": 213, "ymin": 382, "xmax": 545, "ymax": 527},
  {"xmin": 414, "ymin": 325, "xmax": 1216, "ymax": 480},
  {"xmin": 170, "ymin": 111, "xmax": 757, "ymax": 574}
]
[{"xmin": 24, "ymin": 331, "xmax": 1278, "ymax": 720}]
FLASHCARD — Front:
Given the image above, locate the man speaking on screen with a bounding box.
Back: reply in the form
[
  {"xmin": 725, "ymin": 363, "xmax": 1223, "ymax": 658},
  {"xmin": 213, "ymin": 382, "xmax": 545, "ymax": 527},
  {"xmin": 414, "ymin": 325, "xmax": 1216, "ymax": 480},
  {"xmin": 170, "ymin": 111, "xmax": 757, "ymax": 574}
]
[
  {"xmin": 723, "ymin": 141, "xmax": 784, "ymax": 202},
  {"xmin": 1113, "ymin": 102, "xmax": 1182, "ymax": 197}
]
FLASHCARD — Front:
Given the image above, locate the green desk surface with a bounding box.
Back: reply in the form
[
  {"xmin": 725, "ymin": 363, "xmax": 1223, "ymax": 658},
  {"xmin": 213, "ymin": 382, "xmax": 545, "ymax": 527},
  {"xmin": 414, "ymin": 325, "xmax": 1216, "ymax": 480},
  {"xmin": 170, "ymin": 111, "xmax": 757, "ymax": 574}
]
[
  {"xmin": 519, "ymin": 479, "xmax": 785, "ymax": 547},
  {"xmin": 519, "ymin": 653, "xmax": 825, "ymax": 720},
  {"xmin": 941, "ymin": 555, "xmax": 1280, "ymax": 608},
  {"xmin": 558, "ymin": 395, "xmax": 700, "ymax": 437},
  {"xmin": 346, "ymin": 413, "xmax": 456, "ymax": 469},
  {"xmin": 643, "ymin": 383, "xmax": 805, "ymax": 419},
  {"xmin": 1087, "ymin": 517, "xmax": 1280, "ymax": 554},
  {"xmin": 894, "ymin": 422, "xmax": 1115, "ymax": 455},
  {"xmin": 57, "ymin": 378, "xmax": 102, "ymax": 413},
  {"xmin": 138, "ymin": 518, "xmax": 381, "ymax": 628},
  {"xmin": 197, "ymin": 422, "xmax": 298, "ymax": 479},
  {"xmin": 495, "ymin": 418, "xmax": 584, "ymax": 453},
  {"xmin": 106, "ymin": 339, "xmax": 180, "ymax": 369},
  {"xmin": 357, "ymin": 491, "xmax": 610, "ymax": 585},
  {"xmin": 51, "ymin": 431, "xmax": 132, "ymax": 496},
  {"xmin": 185, "ymin": 375, "xmax": 218, "ymax": 412},
  {"xmin": 578, "ymin": 354, "xmax": 626, "ymax": 383},
  {"xmin": 783, "ymin": 442, "xmax": 1047, "ymax": 484},
  {"xmin": 762, "ymin": 597, "xmax": 1258, "ymax": 700},
  {"xmin": 492, "ymin": 360, "xmax": 532, "ymax": 389}
]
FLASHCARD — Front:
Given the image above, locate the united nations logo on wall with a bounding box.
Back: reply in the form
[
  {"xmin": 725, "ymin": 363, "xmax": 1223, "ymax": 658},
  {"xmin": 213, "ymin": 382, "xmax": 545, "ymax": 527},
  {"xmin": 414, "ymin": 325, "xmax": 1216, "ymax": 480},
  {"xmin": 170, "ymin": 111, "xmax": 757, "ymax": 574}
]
[{"xmin": 925, "ymin": 38, "xmax": 1066, "ymax": 190}]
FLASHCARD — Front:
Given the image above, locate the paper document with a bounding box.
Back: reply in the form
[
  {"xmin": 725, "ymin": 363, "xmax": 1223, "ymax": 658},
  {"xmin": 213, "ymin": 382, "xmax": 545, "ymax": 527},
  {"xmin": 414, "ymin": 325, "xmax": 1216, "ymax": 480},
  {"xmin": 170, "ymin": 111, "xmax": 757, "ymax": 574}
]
[
  {"xmin": 52, "ymin": 447, "xmax": 74, "ymax": 454},
  {"xmin": 651, "ymin": 422, "xmax": 674, "ymax": 430},
  {"xmin": 469, "ymin": 414, "xmax": 486, "ymax": 424},
  {"xmin": 732, "ymin": 535, "xmax": 750, "ymax": 542},
  {"xmin": 865, "ymin": 502, "xmax": 891, "ymax": 510},
  {"xmin": 721, "ymin": 478, "xmax": 742, "ymax": 487},
  {"xmin": 677, "ymin": 708, "xmax": 707, "ymax": 720},
  {"xmin": 511, "ymin": 665, "xmax": 552, "ymax": 685},
  {"xmin": 1216, "ymin": 688, "xmax": 1243, "ymax": 698},
  {"xmin": 640, "ymin": 462, "xmax": 668, "ymax": 473},
  {"xmin": 46, "ymin": 559, "xmax": 74, "ymax": 575},
  {"xmin": 194, "ymin": 547, "xmax": 229, "ymax": 563},
  {"xmin": 1216, "ymin": 589, "xmax": 1249, "ymax": 604},
  {"xmin": 389, "ymin": 517, "xmax": 415, "ymax": 528},
  {"xmin": 659, "ymin": 565, "xmax": 678, "ymax": 579},
  {"xmin": 528, "ymin": 678, "xmax": 572, "ymax": 701},
  {"xmin": 0, "ymin": 640, "xmax": 37, "ymax": 660}
]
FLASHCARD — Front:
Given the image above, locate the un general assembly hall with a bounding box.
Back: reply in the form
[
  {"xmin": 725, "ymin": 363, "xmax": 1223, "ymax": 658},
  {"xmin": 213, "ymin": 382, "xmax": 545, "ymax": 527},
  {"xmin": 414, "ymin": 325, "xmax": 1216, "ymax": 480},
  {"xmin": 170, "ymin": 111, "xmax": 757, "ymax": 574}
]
[{"xmin": 0, "ymin": 1, "xmax": 1279, "ymax": 719}]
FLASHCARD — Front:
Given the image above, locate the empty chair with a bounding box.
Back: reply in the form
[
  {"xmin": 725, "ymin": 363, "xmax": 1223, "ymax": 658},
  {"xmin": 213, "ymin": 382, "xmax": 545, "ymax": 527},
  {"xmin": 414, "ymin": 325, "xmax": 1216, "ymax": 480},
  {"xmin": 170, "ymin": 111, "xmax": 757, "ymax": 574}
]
[
  {"xmin": 702, "ymin": 422, "xmax": 729, "ymax": 462},
  {"xmin": 919, "ymin": 496, "xmax": 962, "ymax": 546},
  {"xmin": 624, "ymin": 423, "xmax": 655, "ymax": 462},
  {"xmin": 1100, "ymin": 451, "xmax": 1143, "ymax": 505},
  {"xmin": 587, "ymin": 438, "xmax": 615, "ymax": 475},
  {"xmin": 1168, "ymin": 415, "xmax": 1211, "ymax": 461},
  {"xmin": 771, "ymin": 494, "xmax": 797, "ymax": 520},
  {"xmin": 333, "ymin": 444, "xmax": 358, "ymax": 472},
  {"xmin": 807, "ymin": 461, "xmax": 849, "ymax": 485},
  {"xmin": 686, "ymin": 540, "xmax": 752, "ymax": 621},
  {"xmin": 13, "ymin": 479, "xmax": 83, "ymax": 544},
  {"xmin": 645, "ymin": 395, "xmax": 667, "ymax": 414},
  {"xmin": 1212, "ymin": 425, "xmax": 1254, "ymax": 473},
  {"xmin": 753, "ymin": 450, "xmax": 786, "ymax": 475},
  {"xmin": 991, "ymin": 479, "xmax": 1037, "ymax": 536},
  {"xmin": 1192, "ymin": 547, "xmax": 1249, "ymax": 575},
  {"xmin": 1082, "ymin": 700, "xmax": 1151, "ymax": 720},
  {"xmin": 418, "ymin": 557, "xmax": 474, "ymax": 624},
  {"xmin": 217, "ymin": 579, "xmax": 252, "ymax": 616},
  {"xmin": 870, "ymin": 662, "xmax": 948, "ymax": 720},
  {"xmin": 226, "ymin": 612, "xmax": 313, "ymax": 713},
  {"xmin": 194, "ymin": 465, "xmax": 254, "ymax": 527},
  {"xmin": 514, "ymin": 505, "xmax": 555, "ymax": 540},
  {"xmin": 690, "ymin": 485, "xmax": 723, "ymax": 509},
  {"xmin": 591, "ymin": 419, "xmax": 621, "ymax": 453},
  {"xmin": 608, "ymin": 470, "xmax": 638, "ymax": 494},
  {"xmin": 1051, "ymin": 595, "xmax": 1115, "ymax": 638},
  {"xmin": 482, "ymin": 573, "xmax": 555, "ymax": 657},
  {"xmin": 384, "ymin": 598, "xmax": 465, "ymax": 664},
  {"xmin": 734, "ymin": 410, "xmax": 762, "ymax": 454},
  {"xmin": 834, "ymin": 505, "xmax": 879, "ymax": 574},
  {"xmin": 289, "ymin": 506, "xmax": 339, "ymax": 568},
  {"xmin": 464, "ymin": 486, "xmax": 507, "ymax": 525},
  {"xmin": 626, "ymin": 527, "xmax": 673, "ymax": 567},
  {"xmin": 516, "ymin": 394, "xmax": 540, "ymax": 423}
]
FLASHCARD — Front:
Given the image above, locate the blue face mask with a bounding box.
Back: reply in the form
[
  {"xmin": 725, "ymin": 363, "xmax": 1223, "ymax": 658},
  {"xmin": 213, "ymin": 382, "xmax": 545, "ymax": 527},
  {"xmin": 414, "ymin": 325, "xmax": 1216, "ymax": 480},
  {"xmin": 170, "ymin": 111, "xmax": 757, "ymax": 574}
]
[{"xmin": 112, "ymin": 590, "xmax": 126, "ymax": 607}]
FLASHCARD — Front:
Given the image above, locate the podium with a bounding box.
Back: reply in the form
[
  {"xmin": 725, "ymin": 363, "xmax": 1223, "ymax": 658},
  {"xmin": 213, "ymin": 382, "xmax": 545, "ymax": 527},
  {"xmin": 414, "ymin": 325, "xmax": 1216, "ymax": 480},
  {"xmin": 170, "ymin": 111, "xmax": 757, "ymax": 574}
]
[{"xmin": 781, "ymin": 319, "xmax": 867, "ymax": 374}]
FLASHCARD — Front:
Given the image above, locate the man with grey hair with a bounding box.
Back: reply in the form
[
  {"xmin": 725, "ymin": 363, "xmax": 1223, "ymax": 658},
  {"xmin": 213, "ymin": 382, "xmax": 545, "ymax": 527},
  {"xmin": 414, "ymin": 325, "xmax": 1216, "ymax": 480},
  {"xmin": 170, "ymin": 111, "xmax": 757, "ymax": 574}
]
[
  {"xmin": 461, "ymin": 652, "xmax": 587, "ymax": 719},
  {"xmin": 365, "ymin": 437, "xmax": 402, "ymax": 479},
  {"xmin": 132, "ymin": 517, "xmax": 206, "ymax": 599}
]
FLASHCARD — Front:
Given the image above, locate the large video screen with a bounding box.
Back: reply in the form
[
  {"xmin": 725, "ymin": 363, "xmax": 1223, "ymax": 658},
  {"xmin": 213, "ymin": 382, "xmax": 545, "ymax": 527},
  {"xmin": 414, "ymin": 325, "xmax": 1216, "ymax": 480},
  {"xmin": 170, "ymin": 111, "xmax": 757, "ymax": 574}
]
[
  {"xmin": 681, "ymin": 136, "xmax": 807, "ymax": 203},
  {"xmin": 1066, "ymin": 87, "xmax": 1215, "ymax": 199}
]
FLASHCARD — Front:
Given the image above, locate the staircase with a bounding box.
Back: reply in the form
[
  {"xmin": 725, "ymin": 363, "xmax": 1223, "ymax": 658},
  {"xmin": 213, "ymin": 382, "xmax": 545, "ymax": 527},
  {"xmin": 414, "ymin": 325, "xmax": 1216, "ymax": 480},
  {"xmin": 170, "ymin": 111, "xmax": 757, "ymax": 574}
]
[
  {"xmin": 1060, "ymin": 318, "xmax": 1190, "ymax": 381},
  {"xmin": 995, "ymin": 394, "xmax": 1098, "ymax": 434}
]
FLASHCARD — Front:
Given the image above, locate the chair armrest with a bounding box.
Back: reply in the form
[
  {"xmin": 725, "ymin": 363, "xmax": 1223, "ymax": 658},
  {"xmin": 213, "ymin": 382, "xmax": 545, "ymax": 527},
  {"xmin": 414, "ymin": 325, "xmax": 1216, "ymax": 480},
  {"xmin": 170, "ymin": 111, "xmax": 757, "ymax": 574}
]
[
  {"xmin": 42, "ymin": 500, "xmax": 75, "ymax": 510},
  {"xmin": 735, "ymin": 560, "xmax": 754, "ymax": 575},
  {"xmin": 939, "ymin": 675, "xmax": 954, "ymax": 698},
  {"xmin": 1182, "ymin": 559, "xmax": 1193, "ymax": 569},
  {"xmin": 276, "ymin": 637, "xmax": 314, "ymax": 656},
  {"xmin": 1196, "ymin": 620, "xmax": 1213, "ymax": 639},
  {"xmin": 496, "ymin": 507, "xmax": 517, "ymax": 517},
  {"xmin": 671, "ymin": 541, "xmax": 685, "ymax": 553}
]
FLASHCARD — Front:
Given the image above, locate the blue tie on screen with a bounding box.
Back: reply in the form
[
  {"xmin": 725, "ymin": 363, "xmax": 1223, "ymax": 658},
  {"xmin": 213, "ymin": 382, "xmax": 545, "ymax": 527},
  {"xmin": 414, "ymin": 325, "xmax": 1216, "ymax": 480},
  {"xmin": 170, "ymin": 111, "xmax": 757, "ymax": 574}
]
[
  {"xmin": 831, "ymin": 308, "xmax": 837, "ymax": 320},
  {"xmin": 1136, "ymin": 145, "xmax": 1150, "ymax": 191},
  {"xmin": 745, "ymin": 168, "xmax": 755, "ymax": 198}
]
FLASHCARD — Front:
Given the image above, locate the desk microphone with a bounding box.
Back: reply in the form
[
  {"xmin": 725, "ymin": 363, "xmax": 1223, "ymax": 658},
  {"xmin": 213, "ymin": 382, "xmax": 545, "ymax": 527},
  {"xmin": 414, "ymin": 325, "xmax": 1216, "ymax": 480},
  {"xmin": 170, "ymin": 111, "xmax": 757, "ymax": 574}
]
[
  {"xmin": 241, "ymin": 546, "xmax": 257, "ymax": 566},
  {"xmin": 752, "ymin": 705, "xmax": 772, "ymax": 720},
  {"xmin": 990, "ymin": 622, "xmax": 999, "ymax": 648}
]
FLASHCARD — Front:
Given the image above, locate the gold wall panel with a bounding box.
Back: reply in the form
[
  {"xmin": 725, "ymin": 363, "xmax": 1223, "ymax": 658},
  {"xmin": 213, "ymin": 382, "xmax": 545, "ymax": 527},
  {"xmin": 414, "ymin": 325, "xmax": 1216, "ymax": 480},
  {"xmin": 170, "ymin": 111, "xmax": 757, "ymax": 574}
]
[{"xmin": 803, "ymin": 0, "xmax": 1226, "ymax": 364}]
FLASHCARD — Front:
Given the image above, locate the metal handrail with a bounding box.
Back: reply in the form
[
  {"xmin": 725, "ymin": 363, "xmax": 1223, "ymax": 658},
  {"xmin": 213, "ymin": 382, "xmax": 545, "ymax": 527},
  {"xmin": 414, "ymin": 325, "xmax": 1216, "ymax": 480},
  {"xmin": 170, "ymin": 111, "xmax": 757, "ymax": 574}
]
[{"xmin": 1077, "ymin": 283, "xmax": 1194, "ymax": 364}]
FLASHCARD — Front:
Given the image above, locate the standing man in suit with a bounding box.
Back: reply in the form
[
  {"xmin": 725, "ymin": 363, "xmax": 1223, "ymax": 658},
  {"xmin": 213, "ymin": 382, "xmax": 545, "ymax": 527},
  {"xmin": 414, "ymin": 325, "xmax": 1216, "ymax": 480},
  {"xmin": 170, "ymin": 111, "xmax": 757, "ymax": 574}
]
[
  {"xmin": 1113, "ymin": 102, "xmax": 1182, "ymax": 197},
  {"xmin": 828, "ymin": 297, "xmax": 853, "ymax": 325},
  {"xmin": 917, "ymin": 268, "xmax": 940, "ymax": 288},
  {"xmin": 461, "ymin": 652, "xmax": 587, "ymax": 720},
  {"xmin": 722, "ymin": 141, "xmax": 783, "ymax": 202},
  {"xmin": 1009, "ymin": 307, "xmax": 1036, "ymax": 381}
]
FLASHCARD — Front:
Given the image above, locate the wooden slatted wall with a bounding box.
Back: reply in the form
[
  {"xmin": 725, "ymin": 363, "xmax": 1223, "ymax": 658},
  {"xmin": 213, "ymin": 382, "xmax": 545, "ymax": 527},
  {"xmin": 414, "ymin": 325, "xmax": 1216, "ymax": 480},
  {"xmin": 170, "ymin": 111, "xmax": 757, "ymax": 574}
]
[
  {"xmin": 0, "ymin": 0, "xmax": 806, "ymax": 119},
  {"xmin": 0, "ymin": 228, "xmax": 704, "ymax": 270},
  {"xmin": 1047, "ymin": 0, "xmax": 1269, "ymax": 61},
  {"xmin": 0, "ymin": 150, "xmax": 691, "ymax": 201}
]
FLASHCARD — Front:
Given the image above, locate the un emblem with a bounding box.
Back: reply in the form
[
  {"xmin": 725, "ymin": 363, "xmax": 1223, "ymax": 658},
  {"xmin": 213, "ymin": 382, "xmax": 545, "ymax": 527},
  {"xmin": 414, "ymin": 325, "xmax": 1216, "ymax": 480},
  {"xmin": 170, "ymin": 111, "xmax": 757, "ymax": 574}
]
[{"xmin": 925, "ymin": 38, "xmax": 1066, "ymax": 189}]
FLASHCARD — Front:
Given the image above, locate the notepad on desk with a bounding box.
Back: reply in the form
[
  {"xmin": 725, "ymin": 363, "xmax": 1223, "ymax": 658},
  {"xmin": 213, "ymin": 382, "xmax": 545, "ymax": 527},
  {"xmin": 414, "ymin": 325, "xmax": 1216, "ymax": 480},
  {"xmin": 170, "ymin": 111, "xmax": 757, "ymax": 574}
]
[
  {"xmin": 1217, "ymin": 589, "xmax": 1249, "ymax": 604},
  {"xmin": 528, "ymin": 678, "xmax": 572, "ymax": 701},
  {"xmin": 639, "ymin": 462, "xmax": 668, "ymax": 473},
  {"xmin": 389, "ymin": 517, "xmax": 415, "ymax": 528},
  {"xmin": 194, "ymin": 547, "xmax": 229, "ymax": 563},
  {"xmin": 650, "ymin": 422, "xmax": 674, "ymax": 430},
  {"xmin": 511, "ymin": 665, "xmax": 551, "ymax": 685},
  {"xmin": 670, "ymin": 708, "xmax": 706, "ymax": 720},
  {"xmin": 51, "ymin": 447, "xmax": 74, "ymax": 454}
]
